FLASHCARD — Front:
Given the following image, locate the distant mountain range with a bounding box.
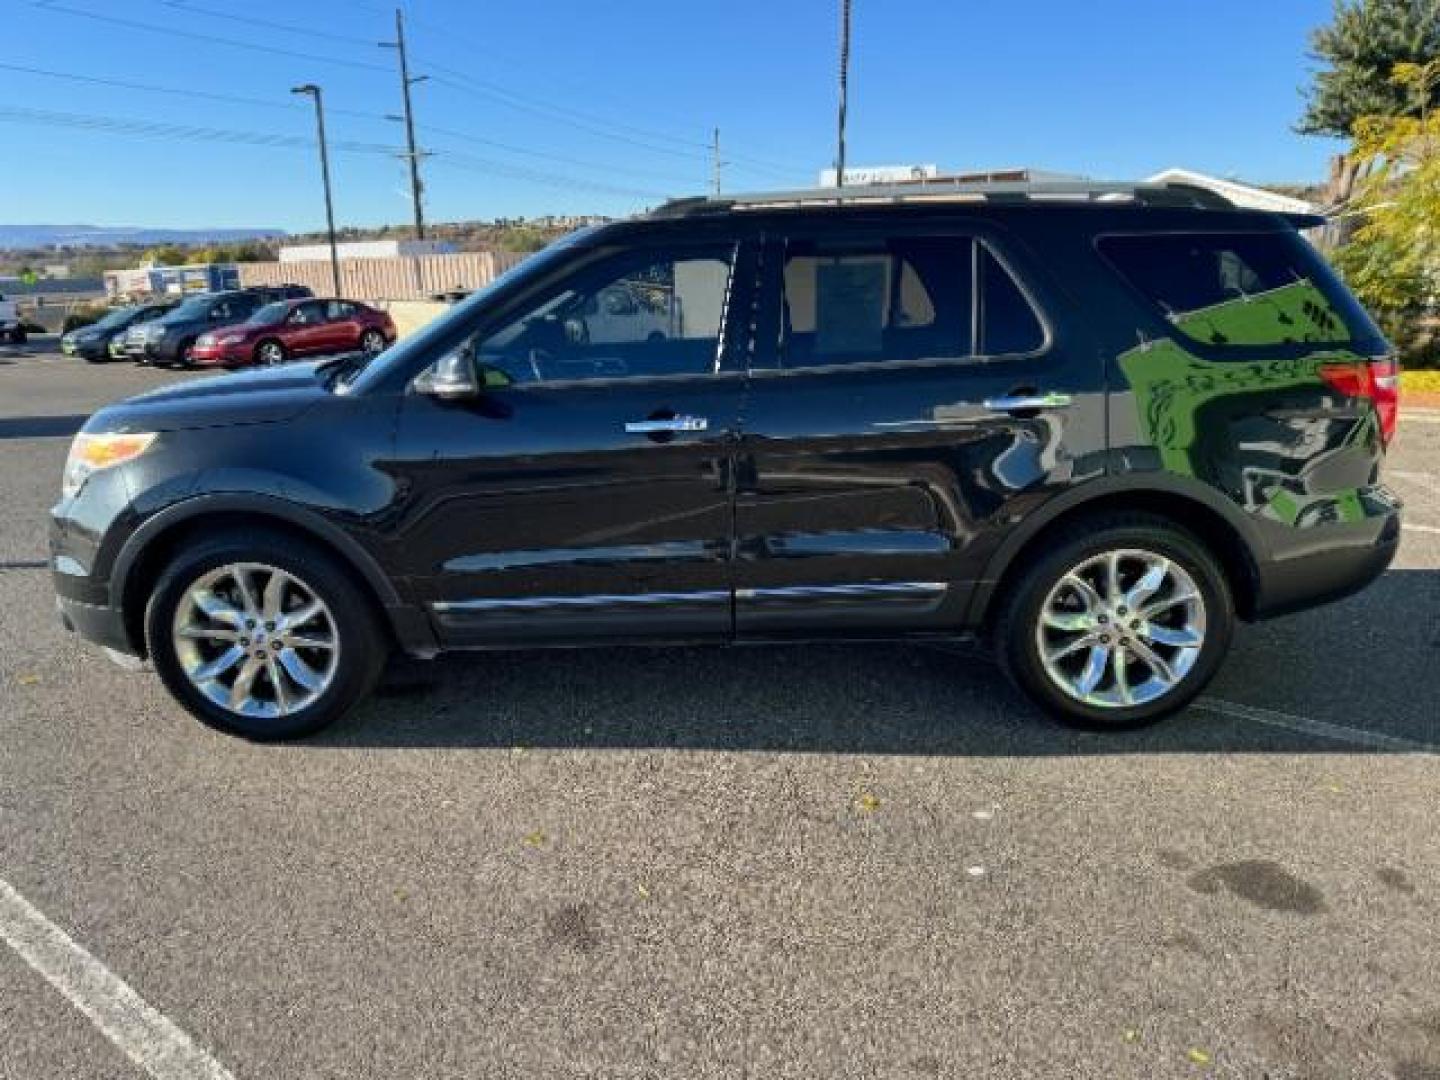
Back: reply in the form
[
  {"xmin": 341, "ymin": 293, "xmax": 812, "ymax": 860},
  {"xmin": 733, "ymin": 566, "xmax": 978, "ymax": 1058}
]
[{"xmin": 0, "ymin": 224, "xmax": 287, "ymax": 250}]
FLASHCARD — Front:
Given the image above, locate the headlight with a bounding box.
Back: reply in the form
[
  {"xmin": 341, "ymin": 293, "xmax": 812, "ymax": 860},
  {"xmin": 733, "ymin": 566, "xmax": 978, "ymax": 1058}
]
[
  {"xmin": 197, "ymin": 333, "xmax": 215, "ymax": 346},
  {"xmin": 218, "ymin": 334, "xmax": 246, "ymax": 345},
  {"xmin": 61, "ymin": 432, "xmax": 157, "ymax": 499},
  {"xmin": 149, "ymin": 326, "xmax": 167, "ymax": 340}
]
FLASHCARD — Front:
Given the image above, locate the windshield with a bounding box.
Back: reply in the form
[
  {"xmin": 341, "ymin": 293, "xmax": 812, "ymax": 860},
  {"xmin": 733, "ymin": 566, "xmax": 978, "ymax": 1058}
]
[
  {"xmin": 341, "ymin": 226, "xmax": 601, "ymax": 394},
  {"xmin": 161, "ymin": 296, "xmax": 213, "ymax": 322},
  {"xmin": 248, "ymin": 301, "xmax": 289, "ymax": 326},
  {"xmin": 90, "ymin": 307, "xmax": 136, "ymax": 331}
]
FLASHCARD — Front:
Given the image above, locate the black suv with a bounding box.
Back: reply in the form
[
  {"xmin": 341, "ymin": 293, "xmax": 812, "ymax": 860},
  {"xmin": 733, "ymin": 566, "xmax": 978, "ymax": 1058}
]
[
  {"xmin": 51, "ymin": 182, "xmax": 1402, "ymax": 739},
  {"xmin": 128, "ymin": 285, "xmax": 314, "ymax": 367}
]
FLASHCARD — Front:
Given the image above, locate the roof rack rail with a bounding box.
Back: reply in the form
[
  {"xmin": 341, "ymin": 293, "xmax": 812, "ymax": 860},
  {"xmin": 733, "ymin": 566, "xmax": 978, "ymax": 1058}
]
[{"xmin": 649, "ymin": 179, "xmax": 1235, "ymax": 217}]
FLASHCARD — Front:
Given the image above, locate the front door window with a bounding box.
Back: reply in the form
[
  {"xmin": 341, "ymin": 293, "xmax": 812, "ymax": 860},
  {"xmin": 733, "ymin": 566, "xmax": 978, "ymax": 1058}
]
[{"xmin": 475, "ymin": 245, "xmax": 736, "ymax": 384}]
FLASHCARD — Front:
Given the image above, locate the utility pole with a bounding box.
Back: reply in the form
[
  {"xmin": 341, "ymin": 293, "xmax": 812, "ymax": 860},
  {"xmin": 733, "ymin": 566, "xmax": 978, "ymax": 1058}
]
[
  {"xmin": 291, "ymin": 83, "xmax": 342, "ymax": 298},
  {"xmin": 712, "ymin": 127, "xmax": 723, "ymax": 196},
  {"xmin": 834, "ymin": 0, "xmax": 851, "ymax": 187},
  {"xmin": 381, "ymin": 8, "xmax": 427, "ymax": 240}
]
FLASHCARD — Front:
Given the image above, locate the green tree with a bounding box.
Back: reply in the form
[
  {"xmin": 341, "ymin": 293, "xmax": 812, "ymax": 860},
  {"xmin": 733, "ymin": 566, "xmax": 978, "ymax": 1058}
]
[
  {"xmin": 1299, "ymin": 0, "xmax": 1440, "ymax": 138},
  {"xmin": 142, "ymin": 245, "xmax": 189, "ymax": 266},
  {"xmin": 1332, "ymin": 61, "xmax": 1440, "ymax": 361}
]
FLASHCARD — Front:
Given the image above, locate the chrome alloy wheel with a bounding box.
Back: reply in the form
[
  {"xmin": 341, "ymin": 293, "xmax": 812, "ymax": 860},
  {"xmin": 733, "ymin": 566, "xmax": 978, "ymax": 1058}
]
[
  {"xmin": 171, "ymin": 562, "xmax": 340, "ymax": 718},
  {"xmin": 258, "ymin": 342, "xmax": 285, "ymax": 366},
  {"xmin": 1035, "ymin": 548, "xmax": 1206, "ymax": 709}
]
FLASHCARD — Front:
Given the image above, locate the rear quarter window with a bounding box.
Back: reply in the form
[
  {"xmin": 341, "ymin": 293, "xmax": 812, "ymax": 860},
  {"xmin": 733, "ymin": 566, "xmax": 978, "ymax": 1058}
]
[{"xmin": 1098, "ymin": 231, "xmax": 1383, "ymax": 354}]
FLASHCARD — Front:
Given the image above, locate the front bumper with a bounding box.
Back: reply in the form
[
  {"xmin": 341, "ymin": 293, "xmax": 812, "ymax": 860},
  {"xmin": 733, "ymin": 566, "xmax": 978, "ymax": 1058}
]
[
  {"xmin": 55, "ymin": 593, "xmax": 136, "ymax": 655},
  {"xmin": 64, "ymin": 338, "xmax": 109, "ymax": 360},
  {"xmin": 191, "ymin": 343, "xmax": 249, "ymax": 367}
]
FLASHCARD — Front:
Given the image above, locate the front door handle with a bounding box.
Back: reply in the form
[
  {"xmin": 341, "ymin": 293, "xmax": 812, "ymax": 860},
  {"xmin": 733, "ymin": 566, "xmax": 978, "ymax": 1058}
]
[
  {"xmin": 982, "ymin": 392, "xmax": 1073, "ymax": 413},
  {"xmin": 624, "ymin": 416, "xmax": 709, "ymax": 434}
]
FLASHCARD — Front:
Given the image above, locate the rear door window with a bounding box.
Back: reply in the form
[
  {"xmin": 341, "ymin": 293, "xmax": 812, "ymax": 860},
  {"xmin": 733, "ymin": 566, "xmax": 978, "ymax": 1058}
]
[
  {"xmin": 1098, "ymin": 232, "xmax": 1375, "ymax": 351},
  {"xmin": 769, "ymin": 235, "xmax": 1046, "ymax": 370}
]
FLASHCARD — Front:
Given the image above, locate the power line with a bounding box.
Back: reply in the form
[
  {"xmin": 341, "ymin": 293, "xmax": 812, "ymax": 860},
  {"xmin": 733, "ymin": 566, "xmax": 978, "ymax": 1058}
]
[
  {"xmin": 0, "ymin": 59, "xmax": 695, "ymax": 187},
  {"xmin": 432, "ymin": 155, "xmax": 668, "ymax": 202},
  {"xmin": 26, "ymin": 1, "xmax": 390, "ymax": 73},
  {"xmin": 156, "ymin": 0, "xmax": 382, "ymax": 48},
  {"xmin": 417, "ymin": 122, "xmax": 699, "ymax": 186},
  {"xmin": 423, "ymin": 64, "xmax": 793, "ymax": 182},
  {"xmin": 128, "ymin": 0, "xmax": 805, "ymax": 178},
  {"xmin": 0, "ymin": 105, "xmax": 398, "ymax": 154},
  {"xmin": 0, "ymin": 104, "xmax": 663, "ymax": 201},
  {"xmin": 0, "ymin": 61, "xmax": 387, "ymax": 122},
  {"xmin": 36, "ymin": 0, "xmax": 806, "ymax": 182}
]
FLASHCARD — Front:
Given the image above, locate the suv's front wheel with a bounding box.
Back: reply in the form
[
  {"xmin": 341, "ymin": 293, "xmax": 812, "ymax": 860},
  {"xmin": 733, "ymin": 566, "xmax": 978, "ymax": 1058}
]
[
  {"xmin": 144, "ymin": 532, "xmax": 386, "ymax": 740},
  {"xmin": 995, "ymin": 513, "xmax": 1234, "ymax": 729}
]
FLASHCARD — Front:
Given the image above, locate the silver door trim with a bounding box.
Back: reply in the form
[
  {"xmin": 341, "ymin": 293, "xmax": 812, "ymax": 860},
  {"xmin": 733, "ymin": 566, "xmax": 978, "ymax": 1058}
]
[
  {"xmin": 432, "ymin": 590, "xmax": 730, "ymax": 614},
  {"xmin": 735, "ymin": 582, "xmax": 949, "ymax": 602}
]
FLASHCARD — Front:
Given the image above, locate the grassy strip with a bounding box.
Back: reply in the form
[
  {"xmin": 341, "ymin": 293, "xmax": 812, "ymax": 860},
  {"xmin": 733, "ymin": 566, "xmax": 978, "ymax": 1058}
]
[{"xmin": 1401, "ymin": 369, "xmax": 1440, "ymax": 394}]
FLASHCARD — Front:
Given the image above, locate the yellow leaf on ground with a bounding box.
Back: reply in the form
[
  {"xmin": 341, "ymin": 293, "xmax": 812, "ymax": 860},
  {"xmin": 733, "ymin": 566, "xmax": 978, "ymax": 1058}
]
[
  {"xmin": 1187, "ymin": 1048, "xmax": 1211, "ymax": 1066},
  {"xmin": 16, "ymin": 674, "xmax": 39, "ymax": 686},
  {"xmin": 856, "ymin": 791, "xmax": 881, "ymax": 814},
  {"xmin": 522, "ymin": 830, "xmax": 547, "ymax": 848}
]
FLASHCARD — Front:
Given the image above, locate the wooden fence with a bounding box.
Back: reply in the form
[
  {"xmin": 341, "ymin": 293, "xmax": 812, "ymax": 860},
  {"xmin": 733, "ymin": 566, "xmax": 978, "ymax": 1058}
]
[{"xmin": 238, "ymin": 251, "xmax": 527, "ymax": 301}]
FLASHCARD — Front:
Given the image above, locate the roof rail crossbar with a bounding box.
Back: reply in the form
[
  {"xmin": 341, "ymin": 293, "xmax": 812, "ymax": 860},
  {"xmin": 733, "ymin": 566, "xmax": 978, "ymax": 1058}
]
[{"xmin": 650, "ymin": 179, "xmax": 1236, "ymax": 217}]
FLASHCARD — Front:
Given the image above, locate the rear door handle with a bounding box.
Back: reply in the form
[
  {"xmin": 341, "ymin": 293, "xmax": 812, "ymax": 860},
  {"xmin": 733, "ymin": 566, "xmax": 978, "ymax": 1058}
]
[
  {"xmin": 982, "ymin": 392, "xmax": 1073, "ymax": 413},
  {"xmin": 625, "ymin": 416, "xmax": 709, "ymax": 434}
]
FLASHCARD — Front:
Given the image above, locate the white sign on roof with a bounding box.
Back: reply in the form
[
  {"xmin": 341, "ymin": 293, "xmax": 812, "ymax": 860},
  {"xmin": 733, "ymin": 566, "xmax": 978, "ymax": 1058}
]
[{"xmin": 818, "ymin": 164, "xmax": 938, "ymax": 187}]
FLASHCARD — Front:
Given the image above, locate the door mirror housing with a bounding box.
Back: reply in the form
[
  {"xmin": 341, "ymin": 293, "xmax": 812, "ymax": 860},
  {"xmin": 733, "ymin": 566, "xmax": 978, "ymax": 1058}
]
[{"xmin": 414, "ymin": 343, "xmax": 480, "ymax": 400}]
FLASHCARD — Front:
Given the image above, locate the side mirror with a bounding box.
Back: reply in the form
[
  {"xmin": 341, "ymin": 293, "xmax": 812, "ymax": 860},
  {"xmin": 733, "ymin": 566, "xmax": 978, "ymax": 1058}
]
[{"xmin": 414, "ymin": 344, "xmax": 480, "ymax": 400}]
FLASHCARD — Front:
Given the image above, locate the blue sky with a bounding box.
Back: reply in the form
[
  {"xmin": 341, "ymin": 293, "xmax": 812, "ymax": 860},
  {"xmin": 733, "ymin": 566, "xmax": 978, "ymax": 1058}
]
[{"xmin": 0, "ymin": 0, "xmax": 1345, "ymax": 232}]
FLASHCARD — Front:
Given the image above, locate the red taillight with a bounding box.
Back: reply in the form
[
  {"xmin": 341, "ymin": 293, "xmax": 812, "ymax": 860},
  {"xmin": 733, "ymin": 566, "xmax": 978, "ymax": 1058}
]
[{"xmin": 1320, "ymin": 356, "xmax": 1399, "ymax": 447}]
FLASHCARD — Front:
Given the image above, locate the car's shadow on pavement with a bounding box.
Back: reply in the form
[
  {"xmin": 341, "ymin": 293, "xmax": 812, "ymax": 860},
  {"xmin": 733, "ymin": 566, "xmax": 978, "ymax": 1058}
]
[
  {"xmin": 0, "ymin": 414, "xmax": 89, "ymax": 439},
  {"xmin": 313, "ymin": 569, "xmax": 1440, "ymax": 757}
]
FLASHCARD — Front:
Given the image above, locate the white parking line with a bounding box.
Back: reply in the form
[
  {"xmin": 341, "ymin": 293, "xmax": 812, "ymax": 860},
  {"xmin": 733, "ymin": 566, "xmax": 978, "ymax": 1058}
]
[
  {"xmin": 1407, "ymin": 523, "xmax": 1440, "ymax": 535},
  {"xmin": 1195, "ymin": 698, "xmax": 1438, "ymax": 754},
  {"xmin": 0, "ymin": 878, "xmax": 236, "ymax": 1080}
]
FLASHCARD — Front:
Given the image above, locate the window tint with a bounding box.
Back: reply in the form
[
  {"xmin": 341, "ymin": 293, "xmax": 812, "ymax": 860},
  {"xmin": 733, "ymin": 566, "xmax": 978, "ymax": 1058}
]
[
  {"xmin": 326, "ymin": 300, "xmax": 356, "ymax": 320},
  {"xmin": 979, "ymin": 248, "xmax": 1045, "ymax": 355},
  {"xmin": 772, "ymin": 236, "xmax": 1046, "ymax": 368},
  {"xmin": 475, "ymin": 245, "xmax": 735, "ymax": 384},
  {"xmin": 779, "ymin": 237, "xmax": 972, "ymax": 367},
  {"xmin": 290, "ymin": 301, "xmax": 325, "ymax": 325},
  {"xmin": 1099, "ymin": 232, "xmax": 1354, "ymax": 348}
]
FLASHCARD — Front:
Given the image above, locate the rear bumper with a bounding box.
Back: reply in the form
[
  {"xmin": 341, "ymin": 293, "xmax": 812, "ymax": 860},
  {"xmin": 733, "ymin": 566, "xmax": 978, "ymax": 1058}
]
[{"xmin": 1251, "ymin": 504, "xmax": 1401, "ymax": 618}]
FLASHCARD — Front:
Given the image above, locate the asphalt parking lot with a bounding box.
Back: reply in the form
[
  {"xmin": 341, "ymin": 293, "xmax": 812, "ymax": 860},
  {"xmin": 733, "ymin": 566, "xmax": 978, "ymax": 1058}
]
[{"xmin": 1, "ymin": 337, "xmax": 1437, "ymax": 1079}]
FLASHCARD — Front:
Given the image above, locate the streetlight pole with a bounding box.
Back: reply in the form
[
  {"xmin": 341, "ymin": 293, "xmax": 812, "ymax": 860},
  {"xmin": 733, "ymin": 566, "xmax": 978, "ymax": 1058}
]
[{"xmin": 291, "ymin": 83, "xmax": 341, "ymax": 298}]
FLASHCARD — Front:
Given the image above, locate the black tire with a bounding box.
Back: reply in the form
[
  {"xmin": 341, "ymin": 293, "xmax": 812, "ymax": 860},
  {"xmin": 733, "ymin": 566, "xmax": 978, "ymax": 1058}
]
[
  {"xmin": 176, "ymin": 339, "xmax": 197, "ymax": 369},
  {"xmin": 255, "ymin": 339, "xmax": 287, "ymax": 366},
  {"xmin": 993, "ymin": 512, "xmax": 1234, "ymax": 730},
  {"xmin": 9, "ymin": 327, "xmax": 26, "ymax": 345},
  {"xmin": 144, "ymin": 530, "xmax": 387, "ymax": 740}
]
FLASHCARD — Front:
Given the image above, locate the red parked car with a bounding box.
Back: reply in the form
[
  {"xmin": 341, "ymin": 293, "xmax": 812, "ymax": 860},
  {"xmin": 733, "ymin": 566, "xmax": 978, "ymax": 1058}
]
[{"xmin": 190, "ymin": 298, "xmax": 396, "ymax": 368}]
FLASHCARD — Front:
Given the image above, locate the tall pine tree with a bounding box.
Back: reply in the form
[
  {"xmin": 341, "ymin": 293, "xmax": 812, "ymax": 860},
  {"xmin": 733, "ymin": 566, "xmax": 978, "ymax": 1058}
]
[{"xmin": 1299, "ymin": 0, "xmax": 1440, "ymax": 137}]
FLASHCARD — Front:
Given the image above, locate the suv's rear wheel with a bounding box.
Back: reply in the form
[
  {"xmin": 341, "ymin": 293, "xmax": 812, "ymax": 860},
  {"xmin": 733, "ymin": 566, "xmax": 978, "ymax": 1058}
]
[
  {"xmin": 144, "ymin": 532, "xmax": 386, "ymax": 740},
  {"xmin": 995, "ymin": 513, "xmax": 1233, "ymax": 729}
]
